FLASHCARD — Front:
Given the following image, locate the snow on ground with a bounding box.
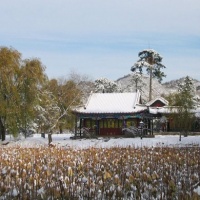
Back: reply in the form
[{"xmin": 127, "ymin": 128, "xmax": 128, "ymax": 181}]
[{"xmin": 1, "ymin": 133, "xmax": 200, "ymax": 148}]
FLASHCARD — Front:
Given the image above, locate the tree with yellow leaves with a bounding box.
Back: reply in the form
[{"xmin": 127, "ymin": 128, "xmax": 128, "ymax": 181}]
[{"xmin": 0, "ymin": 47, "xmax": 47, "ymax": 140}]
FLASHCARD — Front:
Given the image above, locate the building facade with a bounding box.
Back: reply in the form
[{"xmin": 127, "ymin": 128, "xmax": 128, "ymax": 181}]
[
  {"xmin": 72, "ymin": 91, "xmax": 200, "ymax": 137},
  {"xmin": 73, "ymin": 91, "xmax": 150, "ymax": 137}
]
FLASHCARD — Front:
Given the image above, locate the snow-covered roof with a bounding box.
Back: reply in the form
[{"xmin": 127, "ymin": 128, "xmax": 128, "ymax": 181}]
[
  {"xmin": 146, "ymin": 97, "xmax": 169, "ymax": 107},
  {"xmin": 73, "ymin": 91, "xmax": 146, "ymax": 114},
  {"xmin": 149, "ymin": 106, "xmax": 178, "ymax": 114},
  {"xmin": 149, "ymin": 106, "xmax": 200, "ymax": 115}
]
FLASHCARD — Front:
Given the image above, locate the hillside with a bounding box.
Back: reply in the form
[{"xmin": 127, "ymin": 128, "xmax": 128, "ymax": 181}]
[
  {"xmin": 163, "ymin": 77, "xmax": 200, "ymax": 95},
  {"xmin": 116, "ymin": 74, "xmax": 200, "ymax": 103}
]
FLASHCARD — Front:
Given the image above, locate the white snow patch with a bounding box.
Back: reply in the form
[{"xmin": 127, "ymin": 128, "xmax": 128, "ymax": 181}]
[{"xmin": 1, "ymin": 132, "xmax": 200, "ymax": 149}]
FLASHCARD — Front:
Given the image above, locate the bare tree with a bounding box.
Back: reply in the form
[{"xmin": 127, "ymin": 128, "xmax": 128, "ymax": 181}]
[{"xmin": 44, "ymin": 72, "xmax": 93, "ymax": 144}]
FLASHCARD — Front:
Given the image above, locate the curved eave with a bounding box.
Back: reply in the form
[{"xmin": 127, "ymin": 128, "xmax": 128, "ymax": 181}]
[{"xmin": 73, "ymin": 106, "xmax": 147, "ymax": 115}]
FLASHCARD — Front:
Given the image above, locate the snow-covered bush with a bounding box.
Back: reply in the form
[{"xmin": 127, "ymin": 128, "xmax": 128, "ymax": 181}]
[{"xmin": 94, "ymin": 78, "xmax": 122, "ymax": 93}]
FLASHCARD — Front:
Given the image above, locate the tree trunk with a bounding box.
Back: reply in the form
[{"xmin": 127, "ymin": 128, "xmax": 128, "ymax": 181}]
[
  {"xmin": 48, "ymin": 133, "xmax": 52, "ymax": 145},
  {"xmin": 149, "ymin": 67, "xmax": 153, "ymax": 101},
  {"xmin": 59, "ymin": 126, "xmax": 63, "ymax": 134},
  {"xmin": 0, "ymin": 118, "xmax": 6, "ymax": 141}
]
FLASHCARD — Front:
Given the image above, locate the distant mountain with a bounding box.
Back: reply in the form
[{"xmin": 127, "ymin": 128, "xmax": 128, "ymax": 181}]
[{"xmin": 116, "ymin": 74, "xmax": 200, "ymax": 103}]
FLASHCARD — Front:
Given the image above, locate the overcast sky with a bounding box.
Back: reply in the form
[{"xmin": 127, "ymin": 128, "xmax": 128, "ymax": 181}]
[{"xmin": 0, "ymin": 0, "xmax": 200, "ymax": 82}]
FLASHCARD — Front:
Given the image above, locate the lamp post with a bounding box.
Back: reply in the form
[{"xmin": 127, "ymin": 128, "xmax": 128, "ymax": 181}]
[{"xmin": 140, "ymin": 120, "xmax": 144, "ymax": 139}]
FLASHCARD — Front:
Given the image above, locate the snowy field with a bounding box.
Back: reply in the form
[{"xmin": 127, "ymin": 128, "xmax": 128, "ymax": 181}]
[
  {"xmin": 2, "ymin": 132, "xmax": 200, "ymax": 148},
  {"xmin": 1, "ymin": 133, "xmax": 200, "ymax": 199}
]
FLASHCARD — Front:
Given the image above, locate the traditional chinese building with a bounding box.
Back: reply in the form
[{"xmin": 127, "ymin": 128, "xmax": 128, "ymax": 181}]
[
  {"xmin": 72, "ymin": 91, "xmax": 149, "ymax": 137},
  {"xmin": 149, "ymin": 100, "xmax": 200, "ymax": 132},
  {"xmin": 72, "ymin": 91, "xmax": 200, "ymax": 137}
]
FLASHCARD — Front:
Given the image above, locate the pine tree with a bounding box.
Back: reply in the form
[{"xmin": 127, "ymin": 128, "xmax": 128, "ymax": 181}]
[
  {"xmin": 131, "ymin": 49, "xmax": 166, "ymax": 101},
  {"xmin": 167, "ymin": 76, "xmax": 195, "ymax": 138}
]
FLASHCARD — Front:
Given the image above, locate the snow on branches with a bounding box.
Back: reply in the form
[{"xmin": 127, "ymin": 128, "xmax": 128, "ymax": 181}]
[
  {"xmin": 131, "ymin": 49, "xmax": 166, "ymax": 83},
  {"xmin": 94, "ymin": 78, "xmax": 122, "ymax": 93}
]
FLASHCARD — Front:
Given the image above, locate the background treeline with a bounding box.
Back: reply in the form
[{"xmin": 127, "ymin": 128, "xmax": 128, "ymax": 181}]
[{"xmin": 0, "ymin": 46, "xmax": 199, "ymax": 141}]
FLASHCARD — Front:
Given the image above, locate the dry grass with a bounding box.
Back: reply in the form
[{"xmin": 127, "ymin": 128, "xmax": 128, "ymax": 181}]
[{"xmin": 0, "ymin": 145, "xmax": 200, "ymax": 199}]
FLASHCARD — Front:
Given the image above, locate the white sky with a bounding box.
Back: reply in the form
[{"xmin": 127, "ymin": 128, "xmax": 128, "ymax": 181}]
[{"xmin": 0, "ymin": 0, "xmax": 200, "ymax": 82}]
